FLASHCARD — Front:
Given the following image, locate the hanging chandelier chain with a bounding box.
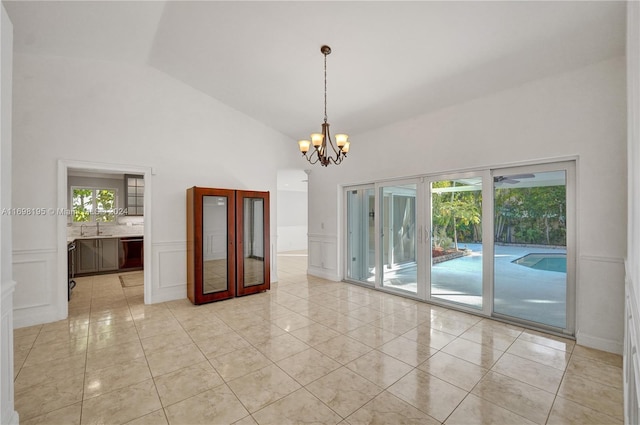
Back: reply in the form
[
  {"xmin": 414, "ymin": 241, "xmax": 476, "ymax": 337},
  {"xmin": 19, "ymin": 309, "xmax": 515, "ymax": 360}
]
[{"xmin": 323, "ymin": 51, "xmax": 328, "ymax": 123}]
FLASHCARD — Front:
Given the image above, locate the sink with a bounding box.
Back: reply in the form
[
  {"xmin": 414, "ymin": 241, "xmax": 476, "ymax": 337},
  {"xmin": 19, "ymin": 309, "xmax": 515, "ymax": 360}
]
[{"xmin": 75, "ymin": 234, "xmax": 114, "ymax": 239}]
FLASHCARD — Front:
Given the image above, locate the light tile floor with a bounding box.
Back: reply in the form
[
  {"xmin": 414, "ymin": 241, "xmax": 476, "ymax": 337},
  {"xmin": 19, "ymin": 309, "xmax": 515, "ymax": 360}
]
[{"xmin": 13, "ymin": 251, "xmax": 623, "ymax": 424}]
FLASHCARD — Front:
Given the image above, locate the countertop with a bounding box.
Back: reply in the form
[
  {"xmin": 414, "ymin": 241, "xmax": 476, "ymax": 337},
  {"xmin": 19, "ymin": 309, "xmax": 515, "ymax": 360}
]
[{"xmin": 67, "ymin": 234, "xmax": 143, "ymax": 244}]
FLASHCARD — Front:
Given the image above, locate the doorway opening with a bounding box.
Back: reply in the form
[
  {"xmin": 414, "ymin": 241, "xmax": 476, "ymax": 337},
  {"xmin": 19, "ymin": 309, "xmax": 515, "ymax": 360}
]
[
  {"xmin": 57, "ymin": 160, "xmax": 152, "ymax": 318},
  {"xmin": 276, "ymin": 169, "xmax": 309, "ymax": 281}
]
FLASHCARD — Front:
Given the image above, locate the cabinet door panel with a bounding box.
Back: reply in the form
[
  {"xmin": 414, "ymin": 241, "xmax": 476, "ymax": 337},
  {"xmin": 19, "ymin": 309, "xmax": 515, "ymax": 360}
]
[
  {"xmin": 202, "ymin": 195, "xmax": 231, "ymax": 295},
  {"xmin": 76, "ymin": 239, "xmax": 97, "ymax": 274},
  {"xmin": 187, "ymin": 187, "xmax": 236, "ymax": 304},
  {"xmin": 99, "ymin": 238, "xmax": 119, "ymax": 271},
  {"xmin": 236, "ymin": 191, "xmax": 270, "ymax": 296}
]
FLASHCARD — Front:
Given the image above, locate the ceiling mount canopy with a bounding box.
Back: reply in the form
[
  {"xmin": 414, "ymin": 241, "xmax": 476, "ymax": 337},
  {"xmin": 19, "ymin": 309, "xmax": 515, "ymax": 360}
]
[{"xmin": 298, "ymin": 45, "xmax": 350, "ymax": 167}]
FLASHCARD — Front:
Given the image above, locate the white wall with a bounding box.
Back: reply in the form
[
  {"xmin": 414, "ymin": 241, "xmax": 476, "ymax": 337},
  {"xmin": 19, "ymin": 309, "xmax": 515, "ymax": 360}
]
[
  {"xmin": 625, "ymin": 2, "xmax": 640, "ymax": 422},
  {"xmin": 11, "ymin": 53, "xmax": 299, "ymax": 328},
  {"xmin": 277, "ymin": 189, "xmax": 308, "ymax": 252},
  {"xmin": 0, "ymin": 4, "xmax": 17, "ymax": 424},
  {"xmin": 307, "ymin": 57, "xmax": 627, "ymax": 353}
]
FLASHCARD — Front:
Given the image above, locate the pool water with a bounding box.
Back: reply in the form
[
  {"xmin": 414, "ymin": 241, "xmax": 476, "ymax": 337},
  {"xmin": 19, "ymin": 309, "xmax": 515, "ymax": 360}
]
[{"xmin": 513, "ymin": 253, "xmax": 567, "ymax": 273}]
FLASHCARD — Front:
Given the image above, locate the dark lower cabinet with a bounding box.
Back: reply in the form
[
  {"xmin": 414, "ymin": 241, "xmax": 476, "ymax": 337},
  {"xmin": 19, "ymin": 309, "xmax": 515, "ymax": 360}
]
[
  {"xmin": 74, "ymin": 237, "xmax": 143, "ymax": 276},
  {"xmin": 75, "ymin": 238, "xmax": 119, "ymax": 275},
  {"xmin": 186, "ymin": 187, "xmax": 270, "ymax": 304},
  {"xmin": 119, "ymin": 237, "xmax": 144, "ymax": 270}
]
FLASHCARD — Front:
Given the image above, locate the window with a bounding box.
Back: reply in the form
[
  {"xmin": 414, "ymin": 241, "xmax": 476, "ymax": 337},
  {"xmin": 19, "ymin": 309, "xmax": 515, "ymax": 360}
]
[{"xmin": 71, "ymin": 187, "xmax": 117, "ymax": 223}]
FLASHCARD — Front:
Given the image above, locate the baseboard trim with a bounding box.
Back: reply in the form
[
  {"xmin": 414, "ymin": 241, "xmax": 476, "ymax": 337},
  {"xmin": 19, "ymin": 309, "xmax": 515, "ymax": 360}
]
[
  {"xmin": 149, "ymin": 286, "xmax": 186, "ymax": 304},
  {"xmin": 576, "ymin": 329, "xmax": 623, "ymax": 354},
  {"xmin": 13, "ymin": 305, "xmax": 63, "ymax": 329},
  {"xmin": 307, "ymin": 266, "xmax": 340, "ymax": 282},
  {"xmin": 3, "ymin": 410, "xmax": 19, "ymax": 425}
]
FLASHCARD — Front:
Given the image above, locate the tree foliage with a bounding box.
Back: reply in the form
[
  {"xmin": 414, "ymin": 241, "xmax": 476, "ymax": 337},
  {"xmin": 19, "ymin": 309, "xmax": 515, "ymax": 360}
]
[
  {"xmin": 432, "ymin": 181, "xmax": 481, "ymax": 250},
  {"xmin": 494, "ymin": 185, "xmax": 565, "ymax": 246},
  {"xmin": 72, "ymin": 188, "xmax": 116, "ymax": 223},
  {"xmin": 431, "ymin": 181, "xmax": 566, "ymax": 249},
  {"xmin": 96, "ymin": 189, "xmax": 115, "ymax": 222},
  {"xmin": 72, "ymin": 188, "xmax": 93, "ymax": 222}
]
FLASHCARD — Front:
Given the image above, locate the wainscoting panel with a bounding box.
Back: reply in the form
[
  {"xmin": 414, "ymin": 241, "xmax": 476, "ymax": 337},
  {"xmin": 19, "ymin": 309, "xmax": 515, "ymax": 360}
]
[
  {"xmin": 1, "ymin": 280, "xmax": 18, "ymax": 425},
  {"xmin": 308, "ymin": 233, "xmax": 339, "ymax": 281},
  {"xmin": 151, "ymin": 241, "xmax": 186, "ymax": 303},
  {"xmin": 12, "ymin": 249, "xmax": 61, "ymax": 328},
  {"xmin": 576, "ymin": 254, "xmax": 625, "ymax": 354},
  {"xmin": 625, "ymin": 271, "xmax": 640, "ymax": 425}
]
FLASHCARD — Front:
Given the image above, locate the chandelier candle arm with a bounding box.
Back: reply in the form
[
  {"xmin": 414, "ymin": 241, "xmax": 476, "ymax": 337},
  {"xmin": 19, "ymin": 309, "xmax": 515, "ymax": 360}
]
[{"xmin": 297, "ymin": 45, "xmax": 350, "ymax": 167}]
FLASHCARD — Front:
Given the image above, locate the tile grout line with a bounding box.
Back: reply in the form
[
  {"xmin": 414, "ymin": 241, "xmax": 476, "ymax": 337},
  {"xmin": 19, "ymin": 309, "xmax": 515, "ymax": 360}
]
[
  {"xmin": 78, "ymin": 276, "xmax": 95, "ymax": 425},
  {"xmin": 125, "ymin": 271, "xmax": 171, "ymax": 425}
]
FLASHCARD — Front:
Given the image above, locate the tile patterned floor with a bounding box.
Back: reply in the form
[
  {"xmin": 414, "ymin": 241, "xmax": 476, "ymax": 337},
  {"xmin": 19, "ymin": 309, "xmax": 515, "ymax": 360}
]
[{"xmin": 13, "ymin": 252, "xmax": 623, "ymax": 424}]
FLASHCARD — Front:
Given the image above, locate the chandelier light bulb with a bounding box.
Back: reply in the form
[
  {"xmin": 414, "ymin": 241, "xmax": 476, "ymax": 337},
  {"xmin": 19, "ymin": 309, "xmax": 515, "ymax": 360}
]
[
  {"xmin": 335, "ymin": 134, "xmax": 348, "ymax": 148},
  {"xmin": 310, "ymin": 133, "xmax": 324, "ymax": 147},
  {"xmin": 298, "ymin": 140, "xmax": 311, "ymax": 153}
]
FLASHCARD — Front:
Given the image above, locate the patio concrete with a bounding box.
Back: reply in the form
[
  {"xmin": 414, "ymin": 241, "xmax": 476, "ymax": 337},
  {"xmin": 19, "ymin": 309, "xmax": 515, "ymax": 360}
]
[{"xmin": 382, "ymin": 243, "xmax": 567, "ymax": 329}]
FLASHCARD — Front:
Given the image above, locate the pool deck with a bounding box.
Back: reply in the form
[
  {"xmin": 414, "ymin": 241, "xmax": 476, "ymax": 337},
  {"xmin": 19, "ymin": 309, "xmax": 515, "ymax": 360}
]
[{"xmin": 382, "ymin": 243, "xmax": 568, "ymax": 329}]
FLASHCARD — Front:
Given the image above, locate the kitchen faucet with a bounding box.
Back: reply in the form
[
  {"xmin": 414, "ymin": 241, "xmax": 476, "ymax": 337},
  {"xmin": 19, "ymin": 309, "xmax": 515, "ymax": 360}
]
[
  {"xmin": 80, "ymin": 224, "xmax": 86, "ymax": 236},
  {"xmin": 97, "ymin": 221, "xmax": 101, "ymax": 235}
]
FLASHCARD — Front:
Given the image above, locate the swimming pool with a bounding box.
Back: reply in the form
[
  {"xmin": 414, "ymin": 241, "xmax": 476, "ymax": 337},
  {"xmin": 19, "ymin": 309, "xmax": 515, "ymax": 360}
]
[{"xmin": 513, "ymin": 253, "xmax": 567, "ymax": 273}]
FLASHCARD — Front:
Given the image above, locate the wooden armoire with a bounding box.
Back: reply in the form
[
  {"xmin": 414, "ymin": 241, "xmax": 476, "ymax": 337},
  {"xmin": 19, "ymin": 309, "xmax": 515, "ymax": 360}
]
[{"xmin": 186, "ymin": 187, "xmax": 270, "ymax": 304}]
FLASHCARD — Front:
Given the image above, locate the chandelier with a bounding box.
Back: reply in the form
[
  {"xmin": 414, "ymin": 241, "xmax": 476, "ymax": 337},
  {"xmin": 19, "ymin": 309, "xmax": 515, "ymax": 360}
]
[{"xmin": 298, "ymin": 45, "xmax": 350, "ymax": 166}]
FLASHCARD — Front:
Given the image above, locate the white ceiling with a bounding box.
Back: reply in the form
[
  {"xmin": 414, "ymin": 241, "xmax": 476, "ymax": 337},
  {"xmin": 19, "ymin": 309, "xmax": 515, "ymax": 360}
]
[{"xmin": 3, "ymin": 1, "xmax": 626, "ymax": 144}]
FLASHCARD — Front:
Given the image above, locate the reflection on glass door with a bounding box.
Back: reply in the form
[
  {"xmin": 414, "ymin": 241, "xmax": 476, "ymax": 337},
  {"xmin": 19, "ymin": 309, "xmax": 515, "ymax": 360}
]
[
  {"xmin": 346, "ymin": 188, "xmax": 375, "ymax": 285},
  {"xmin": 242, "ymin": 197, "xmax": 265, "ymax": 287},
  {"xmin": 202, "ymin": 195, "xmax": 230, "ymax": 295},
  {"xmin": 380, "ymin": 183, "xmax": 417, "ymax": 294},
  {"xmin": 430, "ymin": 177, "xmax": 483, "ymax": 310},
  {"xmin": 493, "ymin": 169, "xmax": 569, "ymax": 329},
  {"xmin": 236, "ymin": 191, "xmax": 270, "ymax": 296}
]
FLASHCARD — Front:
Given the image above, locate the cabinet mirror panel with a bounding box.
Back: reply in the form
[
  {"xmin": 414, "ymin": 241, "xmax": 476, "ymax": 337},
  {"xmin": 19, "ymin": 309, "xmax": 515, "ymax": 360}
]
[
  {"xmin": 243, "ymin": 197, "xmax": 265, "ymax": 287},
  {"xmin": 202, "ymin": 195, "xmax": 229, "ymax": 294}
]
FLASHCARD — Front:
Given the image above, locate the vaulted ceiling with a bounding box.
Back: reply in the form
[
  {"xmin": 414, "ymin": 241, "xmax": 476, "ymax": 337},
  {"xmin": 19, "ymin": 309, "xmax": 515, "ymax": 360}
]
[{"xmin": 3, "ymin": 1, "xmax": 626, "ymax": 143}]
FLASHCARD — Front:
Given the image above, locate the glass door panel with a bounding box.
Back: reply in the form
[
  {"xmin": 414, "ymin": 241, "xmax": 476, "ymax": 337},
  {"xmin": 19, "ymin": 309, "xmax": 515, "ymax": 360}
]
[
  {"xmin": 236, "ymin": 191, "xmax": 270, "ymax": 296},
  {"xmin": 202, "ymin": 195, "xmax": 230, "ymax": 295},
  {"xmin": 346, "ymin": 188, "xmax": 375, "ymax": 285},
  {"xmin": 430, "ymin": 177, "xmax": 483, "ymax": 310},
  {"xmin": 493, "ymin": 169, "xmax": 569, "ymax": 329},
  {"xmin": 379, "ymin": 183, "xmax": 418, "ymax": 295},
  {"xmin": 243, "ymin": 197, "xmax": 264, "ymax": 286},
  {"xmin": 187, "ymin": 187, "xmax": 236, "ymax": 305}
]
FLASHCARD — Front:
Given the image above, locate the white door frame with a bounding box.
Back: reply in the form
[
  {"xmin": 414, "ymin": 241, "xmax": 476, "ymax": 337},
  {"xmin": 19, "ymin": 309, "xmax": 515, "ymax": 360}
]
[{"xmin": 57, "ymin": 159, "xmax": 153, "ymax": 318}]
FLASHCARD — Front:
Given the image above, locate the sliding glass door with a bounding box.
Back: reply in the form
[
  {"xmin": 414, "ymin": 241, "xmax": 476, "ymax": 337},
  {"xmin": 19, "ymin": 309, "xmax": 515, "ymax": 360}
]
[
  {"xmin": 343, "ymin": 161, "xmax": 574, "ymax": 335},
  {"xmin": 493, "ymin": 164, "xmax": 574, "ymax": 332},
  {"xmin": 429, "ymin": 176, "xmax": 484, "ymax": 310},
  {"xmin": 379, "ymin": 182, "xmax": 418, "ymax": 296},
  {"xmin": 346, "ymin": 187, "xmax": 375, "ymax": 285}
]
